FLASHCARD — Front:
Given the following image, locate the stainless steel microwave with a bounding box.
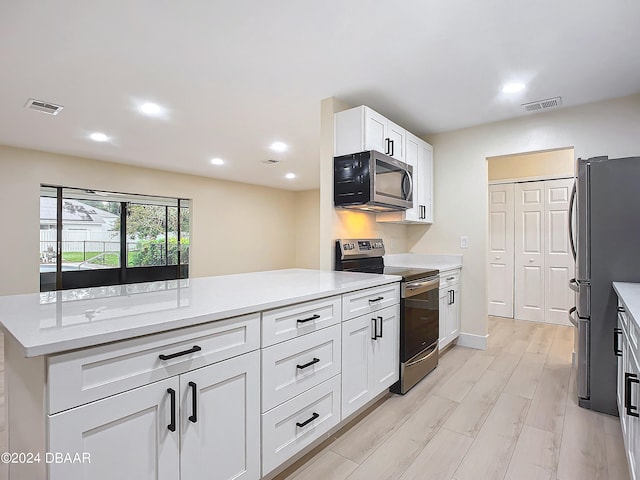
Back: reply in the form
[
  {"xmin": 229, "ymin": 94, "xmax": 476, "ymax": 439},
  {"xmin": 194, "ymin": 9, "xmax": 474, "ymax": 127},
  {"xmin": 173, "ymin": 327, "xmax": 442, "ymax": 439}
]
[{"xmin": 334, "ymin": 150, "xmax": 413, "ymax": 211}]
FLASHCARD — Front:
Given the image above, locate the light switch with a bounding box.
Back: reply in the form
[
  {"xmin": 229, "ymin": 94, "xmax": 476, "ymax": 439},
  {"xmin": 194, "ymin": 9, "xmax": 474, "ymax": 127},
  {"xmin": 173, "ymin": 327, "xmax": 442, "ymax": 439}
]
[{"xmin": 460, "ymin": 236, "xmax": 469, "ymax": 249}]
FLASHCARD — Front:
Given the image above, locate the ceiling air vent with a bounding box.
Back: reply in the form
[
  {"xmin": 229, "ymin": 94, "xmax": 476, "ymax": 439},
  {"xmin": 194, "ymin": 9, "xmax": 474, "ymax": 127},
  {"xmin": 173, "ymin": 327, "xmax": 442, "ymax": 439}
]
[
  {"xmin": 260, "ymin": 159, "xmax": 280, "ymax": 165},
  {"xmin": 521, "ymin": 96, "xmax": 562, "ymax": 113},
  {"xmin": 25, "ymin": 98, "xmax": 64, "ymax": 115}
]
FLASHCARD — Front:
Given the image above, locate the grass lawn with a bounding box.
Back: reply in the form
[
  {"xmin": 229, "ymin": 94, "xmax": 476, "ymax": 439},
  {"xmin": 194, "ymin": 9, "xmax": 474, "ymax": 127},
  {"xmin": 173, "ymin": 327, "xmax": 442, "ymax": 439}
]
[{"xmin": 62, "ymin": 251, "xmax": 121, "ymax": 267}]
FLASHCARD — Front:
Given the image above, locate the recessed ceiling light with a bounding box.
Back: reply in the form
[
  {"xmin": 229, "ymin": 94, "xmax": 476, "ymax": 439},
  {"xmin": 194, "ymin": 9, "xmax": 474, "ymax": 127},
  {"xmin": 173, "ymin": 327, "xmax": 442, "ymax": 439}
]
[
  {"xmin": 89, "ymin": 132, "xmax": 109, "ymax": 142},
  {"xmin": 139, "ymin": 102, "xmax": 162, "ymax": 116},
  {"xmin": 502, "ymin": 82, "xmax": 526, "ymax": 93},
  {"xmin": 285, "ymin": 173, "xmax": 296, "ymax": 180},
  {"xmin": 210, "ymin": 158, "xmax": 225, "ymax": 165},
  {"xmin": 270, "ymin": 141, "xmax": 288, "ymax": 153}
]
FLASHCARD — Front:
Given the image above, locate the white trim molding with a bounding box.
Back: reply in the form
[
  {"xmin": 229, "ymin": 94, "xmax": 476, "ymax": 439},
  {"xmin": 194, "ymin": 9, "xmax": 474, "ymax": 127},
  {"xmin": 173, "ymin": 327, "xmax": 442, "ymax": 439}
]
[{"xmin": 456, "ymin": 332, "xmax": 489, "ymax": 350}]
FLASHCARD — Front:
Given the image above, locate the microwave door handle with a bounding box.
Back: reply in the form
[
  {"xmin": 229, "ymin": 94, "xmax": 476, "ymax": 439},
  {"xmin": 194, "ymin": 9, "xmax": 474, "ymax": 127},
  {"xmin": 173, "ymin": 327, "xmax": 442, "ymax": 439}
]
[
  {"xmin": 569, "ymin": 181, "xmax": 577, "ymax": 260},
  {"xmin": 403, "ymin": 170, "xmax": 414, "ymax": 202}
]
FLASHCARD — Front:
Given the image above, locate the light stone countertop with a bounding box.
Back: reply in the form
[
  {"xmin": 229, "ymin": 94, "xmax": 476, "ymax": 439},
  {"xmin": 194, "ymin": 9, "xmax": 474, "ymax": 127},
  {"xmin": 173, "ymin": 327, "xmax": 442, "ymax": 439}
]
[
  {"xmin": 0, "ymin": 269, "xmax": 400, "ymax": 357},
  {"xmin": 613, "ymin": 282, "xmax": 640, "ymax": 331},
  {"xmin": 384, "ymin": 253, "xmax": 463, "ymax": 274}
]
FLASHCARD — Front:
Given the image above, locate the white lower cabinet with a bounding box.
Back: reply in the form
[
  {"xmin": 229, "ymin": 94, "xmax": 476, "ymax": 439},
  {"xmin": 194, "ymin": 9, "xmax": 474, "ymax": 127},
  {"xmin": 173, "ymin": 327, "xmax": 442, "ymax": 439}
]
[
  {"xmin": 616, "ymin": 299, "xmax": 640, "ymax": 480},
  {"xmin": 180, "ymin": 351, "xmax": 260, "ymax": 480},
  {"xmin": 439, "ymin": 270, "xmax": 461, "ymax": 349},
  {"xmin": 261, "ymin": 375, "xmax": 341, "ymax": 475},
  {"xmin": 49, "ymin": 350, "xmax": 260, "ymax": 480},
  {"xmin": 341, "ymin": 304, "xmax": 400, "ymax": 419},
  {"xmin": 49, "ymin": 377, "xmax": 180, "ymax": 480}
]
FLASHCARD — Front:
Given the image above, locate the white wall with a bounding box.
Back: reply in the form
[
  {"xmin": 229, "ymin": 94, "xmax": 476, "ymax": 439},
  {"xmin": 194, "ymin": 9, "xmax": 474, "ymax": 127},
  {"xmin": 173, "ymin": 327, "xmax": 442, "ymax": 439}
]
[
  {"xmin": 409, "ymin": 93, "xmax": 640, "ymax": 339},
  {"xmin": 0, "ymin": 145, "xmax": 308, "ymax": 295}
]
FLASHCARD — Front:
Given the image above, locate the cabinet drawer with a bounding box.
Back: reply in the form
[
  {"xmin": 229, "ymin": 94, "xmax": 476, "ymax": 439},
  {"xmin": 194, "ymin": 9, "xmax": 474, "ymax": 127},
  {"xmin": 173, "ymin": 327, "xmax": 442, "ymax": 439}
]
[
  {"xmin": 261, "ymin": 375, "xmax": 341, "ymax": 475},
  {"xmin": 262, "ymin": 296, "xmax": 341, "ymax": 347},
  {"xmin": 48, "ymin": 314, "xmax": 260, "ymax": 414},
  {"xmin": 342, "ymin": 283, "xmax": 400, "ymax": 321},
  {"xmin": 439, "ymin": 270, "xmax": 461, "ymax": 289},
  {"xmin": 262, "ymin": 324, "xmax": 341, "ymax": 412}
]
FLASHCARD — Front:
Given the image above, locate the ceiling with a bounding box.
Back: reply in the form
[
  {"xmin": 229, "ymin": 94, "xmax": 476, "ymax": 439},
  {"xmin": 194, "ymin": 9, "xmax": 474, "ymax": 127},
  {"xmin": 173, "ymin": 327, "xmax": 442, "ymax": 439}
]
[{"xmin": 1, "ymin": 1, "xmax": 639, "ymax": 191}]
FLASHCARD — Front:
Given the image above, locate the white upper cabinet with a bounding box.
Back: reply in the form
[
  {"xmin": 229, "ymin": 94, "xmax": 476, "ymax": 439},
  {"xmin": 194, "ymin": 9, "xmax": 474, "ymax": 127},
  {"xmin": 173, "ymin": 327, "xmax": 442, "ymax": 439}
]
[
  {"xmin": 376, "ymin": 131, "xmax": 433, "ymax": 224},
  {"xmin": 335, "ymin": 105, "xmax": 405, "ymax": 162}
]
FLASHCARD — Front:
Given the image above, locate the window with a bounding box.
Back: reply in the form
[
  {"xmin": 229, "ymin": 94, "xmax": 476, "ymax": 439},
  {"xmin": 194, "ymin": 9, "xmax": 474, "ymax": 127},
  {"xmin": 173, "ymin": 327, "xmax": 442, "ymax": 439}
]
[{"xmin": 40, "ymin": 186, "xmax": 190, "ymax": 292}]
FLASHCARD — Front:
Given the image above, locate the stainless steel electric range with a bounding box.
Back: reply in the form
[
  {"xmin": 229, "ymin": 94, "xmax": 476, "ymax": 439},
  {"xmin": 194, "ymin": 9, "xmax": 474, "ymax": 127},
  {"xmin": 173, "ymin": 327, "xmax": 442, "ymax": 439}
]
[{"xmin": 335, "ymin": 239, "xmax": 440, "ymax": 394}]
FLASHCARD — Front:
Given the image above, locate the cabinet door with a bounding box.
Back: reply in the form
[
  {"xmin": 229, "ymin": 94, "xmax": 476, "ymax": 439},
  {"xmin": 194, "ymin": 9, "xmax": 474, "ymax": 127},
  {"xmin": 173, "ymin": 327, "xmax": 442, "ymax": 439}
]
[
  {"xmin": 49, "ymin": 377, "xmax": 180, "ymax": 480},
  {"xmin": 403, "ymin": 133, "xmax": 421, "ymax": 222},
  {"xmin": 341, "ymin": 315, "xmax": 374, "ymax": 419},
  {"xmin": 372, "ymin": 305, "xmax": 400, "ymax": 395},
  {"xmin": 448, "ymin": 284, "xmax": 461, "ymax": 341},
  {"xmin": 363, "ymin": 107, "xmax": 388, "ymax": 154},
  {"xmin": 629, "ymin": 349, "xmax": 640, "ymax": 480},
  {"xmin": 180, "ymin": 350, "xmax": 260, "ymax": 480},
  {"xmin": 419, "ymin": 140, "xmax": 433, "ymax": 223},
  {"xmin": 386, "ymin": 119, "xmax": 405, "ymax": 161},
  {"xmin": 439, "ymin": 288, "xmax": 448, "ymax": 348}
]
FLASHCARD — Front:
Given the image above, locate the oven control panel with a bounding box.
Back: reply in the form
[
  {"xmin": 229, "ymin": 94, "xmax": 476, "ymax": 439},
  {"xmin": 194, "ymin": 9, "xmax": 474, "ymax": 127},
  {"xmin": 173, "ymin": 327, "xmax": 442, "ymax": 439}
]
[{"xmin": 337, "ymin": 238, "xmax": 385, "ymax": 259}]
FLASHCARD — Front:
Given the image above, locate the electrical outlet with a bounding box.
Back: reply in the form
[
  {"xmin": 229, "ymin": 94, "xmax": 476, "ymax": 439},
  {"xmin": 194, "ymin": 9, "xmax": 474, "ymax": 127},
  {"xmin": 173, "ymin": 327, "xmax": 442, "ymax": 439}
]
[{"xmin": 460, "ymin": 236, "xmax": 469, "ymax": 249}]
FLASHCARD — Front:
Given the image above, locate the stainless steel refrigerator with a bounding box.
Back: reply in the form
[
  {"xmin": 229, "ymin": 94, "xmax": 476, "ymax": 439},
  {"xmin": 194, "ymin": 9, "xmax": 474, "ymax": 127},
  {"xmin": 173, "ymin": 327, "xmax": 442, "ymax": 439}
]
[{"xmin": 569, "ymin": 155, "xmax": 640, "ymax": 415}]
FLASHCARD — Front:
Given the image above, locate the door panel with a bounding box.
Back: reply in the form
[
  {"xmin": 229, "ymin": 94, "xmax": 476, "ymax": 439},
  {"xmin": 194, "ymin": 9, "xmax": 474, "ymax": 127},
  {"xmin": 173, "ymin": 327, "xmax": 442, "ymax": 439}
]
[
  {"xmin": 488, "ymin": 184, "xmax": 514, "ymax": 317},
  {"xmin": 544, "ymin": 179, "xmax": 575, "ymax": 325},
  {"xmin": 364, "ymin": 108, "xmax": 387, "ymax": 153},
  {"xmin": 372, "ymin": 305, "xmax": 400, "ymax": 394},
  {"xmin": 515, "ymin": 182, "xmax": 545, "ymax": 322},
  {"xmin": 341, "ymin": 316, "xmax": 373, "ymax": 418},
  {"xmin": 49, "ymin": 377, "xmax": 180, "ymax": 480},
  {"xmin": 180, "ymin": 351, "xmax": 260, "ymax": 480}
]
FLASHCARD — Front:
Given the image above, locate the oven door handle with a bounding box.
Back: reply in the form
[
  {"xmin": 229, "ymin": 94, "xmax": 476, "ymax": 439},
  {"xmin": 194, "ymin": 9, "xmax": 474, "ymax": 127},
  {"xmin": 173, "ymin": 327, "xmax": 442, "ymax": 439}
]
[
  {"xmin": 405, "ymin": 343, "xmax": 438, "ymax": 367},
  {"xmin": 404, "ymin": 277, "xmax": 439, "ymax": 297}
]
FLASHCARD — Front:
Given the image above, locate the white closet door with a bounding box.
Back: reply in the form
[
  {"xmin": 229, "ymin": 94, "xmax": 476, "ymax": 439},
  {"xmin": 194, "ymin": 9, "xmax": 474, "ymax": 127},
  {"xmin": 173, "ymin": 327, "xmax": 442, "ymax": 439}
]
[
  {"xmin": 544, "ymin": 179, "xmax": 575, "ymax": 325},
  {"xmin": 515, "ymin": 182, "xmax": 545, "ymax": 322},
  {"xmin": 488, "ymin": 184, "xmax": 515, "ymax": 317}
]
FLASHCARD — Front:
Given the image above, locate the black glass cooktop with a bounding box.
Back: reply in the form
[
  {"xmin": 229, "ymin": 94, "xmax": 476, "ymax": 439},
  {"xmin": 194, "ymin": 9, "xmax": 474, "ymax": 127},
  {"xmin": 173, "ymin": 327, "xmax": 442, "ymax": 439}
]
[{"xmin": 383, "ymin": 266, "xmax": 439, "ymax": 282}]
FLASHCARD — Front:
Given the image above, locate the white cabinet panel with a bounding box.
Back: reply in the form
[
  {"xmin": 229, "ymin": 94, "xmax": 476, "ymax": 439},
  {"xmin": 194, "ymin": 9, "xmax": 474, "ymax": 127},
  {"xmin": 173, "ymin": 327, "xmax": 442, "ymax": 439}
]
[
  {"xmin": 261, "ymin": 296, "xmax": 341, "ymax": 347},
  {"xmin": 342, "ymin": 283, "xmax": 399, "ymax": 320},
  {"xmin": 180, "ymin": 351, "xmax": 260, "ymax": 480},
  {"xmin": 364, "ymin": 108, "xmax": 387, "ymax": 154},
  {"xmin": 49, "ymin": 377, "xmax": 180, "ymax": 480},
  {"xmin": 261, "ymin": 375, "xmax": 341, "ymax": 476},
  {"xmin": 439, "ymin": 269, "xmax": 461, "ymax": 349},
  {"xmin": 341, "ymin": 314, "xmax": 374, "ymax": 418},
  {"xmin": 262, "ymin": 324, "xmax": 341, "ymax": 412},
  {"xmin": 386, "ymin": 119, "xmax": 405, "ymax": 161},
  {"xmin": 342, "ymin": 305, "xmax": 399, "ymax": 419},
  {"xmin": 48, "ymin": 313, "xmax": 259, "ymax": 414}
]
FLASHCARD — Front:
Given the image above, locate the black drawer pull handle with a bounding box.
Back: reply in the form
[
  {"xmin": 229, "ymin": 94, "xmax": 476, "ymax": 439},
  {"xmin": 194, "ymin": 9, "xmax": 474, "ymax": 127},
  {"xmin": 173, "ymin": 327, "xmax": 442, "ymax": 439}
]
[
  {"xmin": 159, "ymin": 345, "xmax": 201, "ymax": 361},
  {"xmin": 188, "ymin": 381, "xmax": 198, "ymax": 423},
  {"xmin": 368, "ymin": 296, "xmax": 384, "ymax": 303},
  {"xmin": 297, "ymin": 314, "xmax": 320, "ymax": 324},
  {"xmin": 378, "ymin": 315, "xmax": 383, "ymax": 338},
  {"xmin": 296, "ymin": 412, "xmax": 320, "ymax": 428},
  {"xmin": 614, "ymin": 328, "xmax": 623, "ymax": 357},
  {"xmin": 618, "ymin": 306, "xmax": 625, "ymax": 312},
  {"xmin": 167, "ymin": 388, "xmax": 176, "ymax": 432},
  {"xmin": 297, "ymin": 358, "xmax": 320, "ymax": 370},
  {"xmin": 625, "ymin": 373, "xmax": 639, "ymax": 418}
]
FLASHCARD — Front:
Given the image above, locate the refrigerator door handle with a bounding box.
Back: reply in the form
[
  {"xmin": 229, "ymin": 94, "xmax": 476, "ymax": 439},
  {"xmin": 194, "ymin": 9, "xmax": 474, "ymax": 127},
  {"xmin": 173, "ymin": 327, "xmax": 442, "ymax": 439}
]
[
  {"xmin": 568, "ymin": 306, "xmax": 578, "ymax": 327},
  {"xmin": 569, "ymin": 278, "xmax": 579, "ymax": 293},
  {"xmin": 569, "ymin": 180, "xmax": 577, "ymax": 260}
]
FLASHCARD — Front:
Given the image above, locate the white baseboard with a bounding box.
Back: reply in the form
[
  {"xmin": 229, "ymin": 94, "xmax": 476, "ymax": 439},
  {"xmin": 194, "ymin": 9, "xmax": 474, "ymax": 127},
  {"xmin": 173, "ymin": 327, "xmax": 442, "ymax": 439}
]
[{"xmin": 456, "ymin": 332, "xmax": 488, "ymax": 350}]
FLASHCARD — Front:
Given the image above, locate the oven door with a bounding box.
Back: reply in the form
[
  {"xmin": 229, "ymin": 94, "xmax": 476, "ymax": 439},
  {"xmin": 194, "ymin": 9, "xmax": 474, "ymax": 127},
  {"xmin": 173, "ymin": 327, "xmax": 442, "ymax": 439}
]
[
  {"xmin": 402, "ymin": 276, "xmax": 439, "ymax": 362},
  {"xmin": 372, "ymin": 151, "xmax": 413, "ymax": 209}
]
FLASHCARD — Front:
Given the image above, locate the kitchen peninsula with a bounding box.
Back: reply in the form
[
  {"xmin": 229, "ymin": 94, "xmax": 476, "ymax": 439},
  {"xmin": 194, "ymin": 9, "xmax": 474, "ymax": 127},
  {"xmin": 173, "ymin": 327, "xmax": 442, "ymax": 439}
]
[{"xmin": 1, "ymin": 269, "xmax": 401, "ymax": 480}]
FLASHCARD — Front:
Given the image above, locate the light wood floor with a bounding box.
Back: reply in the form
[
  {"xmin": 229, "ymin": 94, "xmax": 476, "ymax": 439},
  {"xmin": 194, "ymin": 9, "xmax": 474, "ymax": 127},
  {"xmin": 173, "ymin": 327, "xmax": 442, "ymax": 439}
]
[{"xmin": 274, "ymin": 317, "xmax": 630, "ymax": 480}]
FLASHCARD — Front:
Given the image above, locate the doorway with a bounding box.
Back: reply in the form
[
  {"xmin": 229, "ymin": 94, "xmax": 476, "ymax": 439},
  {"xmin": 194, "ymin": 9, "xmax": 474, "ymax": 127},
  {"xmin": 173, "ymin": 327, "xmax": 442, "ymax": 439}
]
[{"xmin": 487, "ymin": 148, "xmax": 575, "ymax": 326}]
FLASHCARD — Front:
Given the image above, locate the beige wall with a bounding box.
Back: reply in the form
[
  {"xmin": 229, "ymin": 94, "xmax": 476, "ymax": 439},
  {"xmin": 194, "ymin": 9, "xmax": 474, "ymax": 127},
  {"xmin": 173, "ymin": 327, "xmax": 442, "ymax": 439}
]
[
  {"xmin": 294, "ymin": 189, "xmax": 321, "ymax": 269},
  {"xmin": 0, "ymin": 145, "xmax": 306, "ymax": 296},
  {"xmin": 488, "ymin": 148, "xmax": 574, "ymax": 181},
  {"xmin": 319, "ymin": 98, "xmax": 408, "ymax": 269},
  {"xmin": 409, "ymin": 93, "xmax": 640, "ymax": 340}
]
